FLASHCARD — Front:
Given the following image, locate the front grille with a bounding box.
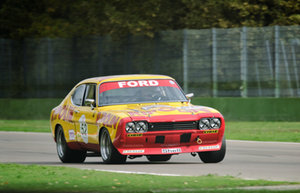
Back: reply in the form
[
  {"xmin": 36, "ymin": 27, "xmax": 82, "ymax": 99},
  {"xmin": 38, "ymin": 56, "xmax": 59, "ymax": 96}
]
[{"xmin": 148, "ymin": 121, "xmax": 198, "ymax": 132}]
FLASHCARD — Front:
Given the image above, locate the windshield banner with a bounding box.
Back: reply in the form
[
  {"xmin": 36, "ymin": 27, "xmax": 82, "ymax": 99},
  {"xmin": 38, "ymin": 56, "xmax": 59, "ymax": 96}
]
[{"xmin": 100, "ymin": 79, "xmax": 179, "ymax": 93}]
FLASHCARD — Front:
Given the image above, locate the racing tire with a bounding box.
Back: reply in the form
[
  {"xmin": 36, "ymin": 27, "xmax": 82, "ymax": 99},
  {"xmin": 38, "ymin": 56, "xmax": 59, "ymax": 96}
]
[
  {"xmin": 146, "ymin": 155, "xmax": 172, "ymax": 162},
  {"xmin": 198, "ymin": 136, "xmax": 226, "ymax": 163},
  {"xmin": 100, "ymin": 128, "xmax": 127, "ymax": 164},
  {"xmin": 56, "ymin": 126, "xmax": 86, "ymax": 163}
]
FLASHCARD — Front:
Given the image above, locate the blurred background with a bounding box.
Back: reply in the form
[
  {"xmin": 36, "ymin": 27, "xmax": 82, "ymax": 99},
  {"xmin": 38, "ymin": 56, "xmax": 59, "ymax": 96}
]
[{"xmin": 0, "ymin": 0, "xmax": 299, "ymax": 120}]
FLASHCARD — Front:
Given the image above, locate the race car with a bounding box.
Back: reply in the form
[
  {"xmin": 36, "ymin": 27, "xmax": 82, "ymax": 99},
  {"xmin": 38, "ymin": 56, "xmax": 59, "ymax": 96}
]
[{"xmin": 50, "ymin": 74, "xmax": 226, "ymax": 164}]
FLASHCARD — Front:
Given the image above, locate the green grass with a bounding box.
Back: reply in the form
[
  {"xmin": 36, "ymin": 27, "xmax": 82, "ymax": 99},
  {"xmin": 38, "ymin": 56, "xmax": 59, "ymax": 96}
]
[
  {"xmin": 0, "ymin": 164, "xmax": 299, "ymax": 193},
  {"xmin": 1, "ymin": 98, "xmax": 300, "ymax": 121},
  {"xmin": 193, "ymin": 97, "xmax": 300, "ymax": 121},
  {"xmin": 1, "ymin": 120, "xmax": 300, "ymax": 142},
  {"xmin": 226, "ymin": 122, "xmax": 300, "ymax": 142},
  {"xmin": 0, "ymin": 98, "xmax": 61, "ymax": 120},
  {"xmin": 0, "ymin": 120, "xmax": 50, "ymax": 132}
]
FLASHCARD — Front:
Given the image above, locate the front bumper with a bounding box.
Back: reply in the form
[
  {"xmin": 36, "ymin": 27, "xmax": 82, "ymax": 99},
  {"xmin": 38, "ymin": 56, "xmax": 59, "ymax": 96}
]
[{"xmin": 114, "ymin": 129, "xmax": 224, "ymax": 155}]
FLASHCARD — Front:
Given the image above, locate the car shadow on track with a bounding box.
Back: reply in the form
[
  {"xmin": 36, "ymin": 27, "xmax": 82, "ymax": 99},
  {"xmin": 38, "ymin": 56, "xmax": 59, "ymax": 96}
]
[{"xmin": 11, "ymin": 160, "xmax": 205, "ymax": 165}]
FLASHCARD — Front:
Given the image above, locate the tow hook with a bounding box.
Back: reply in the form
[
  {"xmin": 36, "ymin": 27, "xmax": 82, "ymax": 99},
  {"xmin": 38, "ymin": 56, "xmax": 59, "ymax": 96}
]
[
  {"xmin": 196, "ymin": 136, "xmax": 202, "ymax": 144},
  {"xmin": 191, "ymin": 152, "xmax": 197, "ymax": 157}
]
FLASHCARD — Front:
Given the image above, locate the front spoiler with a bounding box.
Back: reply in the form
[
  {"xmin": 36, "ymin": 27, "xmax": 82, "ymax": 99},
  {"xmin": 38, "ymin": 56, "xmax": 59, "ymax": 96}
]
[{"xmin": 117, "ymin": 141, "xmax": 222, "ymax": 155}]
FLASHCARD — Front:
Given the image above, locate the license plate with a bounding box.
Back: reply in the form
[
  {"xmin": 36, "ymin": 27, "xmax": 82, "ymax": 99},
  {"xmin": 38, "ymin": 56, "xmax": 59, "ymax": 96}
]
[{"xmin": 162, "ymin": 148, "xmax": 182, "ymax": 153}]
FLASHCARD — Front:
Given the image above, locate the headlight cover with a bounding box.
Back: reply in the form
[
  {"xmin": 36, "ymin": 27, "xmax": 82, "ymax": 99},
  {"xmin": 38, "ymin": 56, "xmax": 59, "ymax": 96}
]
[
  {"xmin": 199, "ymin": 118, "xmax": 210, "ymax": 130},
  {"xmin": 126, "ymin": 121, "xmax": 148, "ymax": 133},
  {"xmin": 125, "ymin": 122, "xmax": 136, "ymax": 133},
  {"xmin": 210, "ymin": 118, "xmax": 221, "ymax": 129},
  {"xmin": 199, "ymin": 118, "xmax": 221, "ymax": 130},
  {"xmin": 135, "ymin": 121, "xmax": 148, "ymax": 133}
]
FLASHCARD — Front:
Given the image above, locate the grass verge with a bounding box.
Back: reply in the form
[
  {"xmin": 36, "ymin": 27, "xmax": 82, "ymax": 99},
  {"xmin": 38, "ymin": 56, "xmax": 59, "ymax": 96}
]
[
  {"xmin": 0, "ymin": 164, "xmax": 299, "ymax": 193},
  {"xmin": 0, "ymin": 120, "xmax": 299, "ymax": 142},
  {"xmin": 226, "ymin": 122, "xmax": 300, "ymax": 142},
  {"xmin": 2, "ymin": 98, "xmax": 300, "ymax": 121},
  {"xmin": 0, "ymin": 120, "xmax": 50, "ymax": 132}
]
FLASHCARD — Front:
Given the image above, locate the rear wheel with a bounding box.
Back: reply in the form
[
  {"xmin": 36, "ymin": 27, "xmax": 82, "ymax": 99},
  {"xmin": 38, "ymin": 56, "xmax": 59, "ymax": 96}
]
[
  {"xmin": 198, "ymin": 136, "xmax": 226, "ymax": 163},
  {"xmin": 56, "ymin": 126, "xmax": 86, "ymax": 163},
  {"xmin": 100, "ymin": 128, "xmax": 127, "ymax": 164},
  {"xmin": 146, "ymin": 155, "xmax": 172, "ymax": 162}
]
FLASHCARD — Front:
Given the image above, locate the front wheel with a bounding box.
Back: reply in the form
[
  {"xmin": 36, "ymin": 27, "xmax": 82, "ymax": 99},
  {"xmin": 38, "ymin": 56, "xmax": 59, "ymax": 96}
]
[
  {"xmin": 56, "ymin": 126, "xmax": 86, "ymax": 163},
  {"xmin": 100, "ymin": 128, "xmax": 127, "ymax": 164},
  {"xmin": 198, "ymin": 136, "xmax": 226, "ymax": 163}
]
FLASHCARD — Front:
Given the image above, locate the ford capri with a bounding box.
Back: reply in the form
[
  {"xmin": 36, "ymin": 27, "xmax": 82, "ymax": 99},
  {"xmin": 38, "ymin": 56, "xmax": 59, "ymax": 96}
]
[{"xmin": 50, "ymin": 74, "xmax": 226, "ymax": 164}]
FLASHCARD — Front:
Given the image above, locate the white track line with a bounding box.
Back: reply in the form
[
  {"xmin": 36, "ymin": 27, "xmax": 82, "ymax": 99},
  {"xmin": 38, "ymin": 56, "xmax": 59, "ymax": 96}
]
[
  {"xmin": 227, "ymin": 139, "xmax": 300, "ymax": 145},
  {"xmin": 82, "ymin": 168, "xmax": 182, "ymax": 176}
]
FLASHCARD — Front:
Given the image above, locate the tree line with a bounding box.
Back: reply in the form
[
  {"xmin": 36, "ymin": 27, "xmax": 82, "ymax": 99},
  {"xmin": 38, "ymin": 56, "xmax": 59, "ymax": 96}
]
[{"xmin": 0, "ymin": 0, "xmax": 299, "ymax": 39}]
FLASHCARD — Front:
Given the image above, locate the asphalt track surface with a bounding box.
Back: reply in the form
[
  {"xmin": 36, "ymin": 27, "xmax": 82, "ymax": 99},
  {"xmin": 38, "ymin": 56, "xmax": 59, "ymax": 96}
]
[{"xmin": 1, "ymin": 131, "xmax": 300, "ymax": 182}]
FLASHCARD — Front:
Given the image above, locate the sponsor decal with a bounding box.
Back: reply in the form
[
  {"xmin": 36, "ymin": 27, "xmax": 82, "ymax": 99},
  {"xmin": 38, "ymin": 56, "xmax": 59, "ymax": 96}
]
[
  {"xmin": 79, "ymin": 115, "xmax": 88, "ymax": 144},
  {"xmin": 96, "ymin": 112, "xmax": 120, "ymax": 129},
  {"xmin": 127, "ymin": 105, "xmax": 217, "ymax": 117},
  {"xmin": 199, "ymin": 145, "xmax": 220, "ymax": 150},
  {"xmin": 178, "ymin": 106, "xmax": 215, "ymax": 113},
  {"xmin": 51, "ymin": 105, "xmax": 74, "ymax": 122},
  {"xmin": 118, "ymin": 80, "xmax": 159, "ymax": 88},
  {"xmin": 127, "ymin": 133, "xmax": 143, "ymax": 137},
  {"xmin": 127, "ymin": 110, "xmax": 156, "ymax": 117},
  {"xmin": 100, "ymin": 79, "xmax": 179, "ymax": 93},
  {"xmin": 203, "ymin": 130, "xmax": 219, "ymax": 134},
  {"xmin": 69, "ymin": 129, "xmax": 75, "ymax": 140},
  {"xmin": 123, "ymin": 150, "xmax": 145, "ymax": 154},
  {"xmin": 162, "ymin": 148, "xmax": 182, "ymax": 154},
  {"xmin": 141, "ymin": 105, "xmax": 171, "ymax": 110},
  {"xmin": 169, "ymin": 80, "xmax": 175, "ymax": 85}
]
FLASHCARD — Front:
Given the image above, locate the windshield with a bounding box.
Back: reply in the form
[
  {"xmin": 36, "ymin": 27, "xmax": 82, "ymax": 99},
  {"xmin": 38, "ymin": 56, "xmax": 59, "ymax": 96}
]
[{"xmin": 99, "ymin": 79, "xmax": 187, "ymax": 106}]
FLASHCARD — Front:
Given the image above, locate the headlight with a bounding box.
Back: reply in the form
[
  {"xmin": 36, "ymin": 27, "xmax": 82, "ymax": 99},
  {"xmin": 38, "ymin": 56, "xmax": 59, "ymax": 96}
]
[
  {"xmin": 135, "ymin": 121, "xmax": 148, "ymax": 133},
  {"xmin": 126, "ymin": 121, "xmax": 148, "ymax": 133},
  {"xmin": 126, "ymin": 122, "xmax": 136, "ymax": 133},
  {"xmin": 199, "ymin": 118, "xmax": 221, "ymax": 130},
  {"xmin": 199, "ymin": 118, "xmax": 210, "ymax": 130},
  {"xmin": 210, "ymin": 118, "xmax": 221, "ymax": 129}
]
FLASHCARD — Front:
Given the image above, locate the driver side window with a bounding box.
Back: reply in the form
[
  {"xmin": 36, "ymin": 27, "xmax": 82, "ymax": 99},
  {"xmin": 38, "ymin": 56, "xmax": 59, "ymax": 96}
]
[{"xmin": 83, "ymin": 84, "xmax": 96, "ymax": 106}]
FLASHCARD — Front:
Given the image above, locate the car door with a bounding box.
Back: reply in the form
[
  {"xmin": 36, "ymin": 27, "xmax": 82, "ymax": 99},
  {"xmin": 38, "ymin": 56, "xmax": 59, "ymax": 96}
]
[
  {"xmin": 71, "ymin": 84, "xmax": 86, "ymax": 143},
  {"xmin": 73, "ymin": 84, "xmax": 98, "ymax": 149}
]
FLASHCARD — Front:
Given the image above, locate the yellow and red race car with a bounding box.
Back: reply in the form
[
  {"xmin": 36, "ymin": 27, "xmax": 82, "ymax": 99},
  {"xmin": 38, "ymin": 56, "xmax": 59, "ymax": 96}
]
[{"xmin": 50, "ymin": 74, "xmax": 225, "ymax": 164}]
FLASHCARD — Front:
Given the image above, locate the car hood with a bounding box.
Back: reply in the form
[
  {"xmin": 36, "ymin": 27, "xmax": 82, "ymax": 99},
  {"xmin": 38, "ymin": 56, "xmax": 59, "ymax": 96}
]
[{"xmin": 100, "ymin": 103, "xmax": 222, "ymax": 122}]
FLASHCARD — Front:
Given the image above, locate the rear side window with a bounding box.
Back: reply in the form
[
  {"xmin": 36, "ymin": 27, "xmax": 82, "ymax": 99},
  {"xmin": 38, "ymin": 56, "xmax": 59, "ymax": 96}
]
[{"xmin": 72, "ymin": 84, "xmax": 86, "ymax": 106}]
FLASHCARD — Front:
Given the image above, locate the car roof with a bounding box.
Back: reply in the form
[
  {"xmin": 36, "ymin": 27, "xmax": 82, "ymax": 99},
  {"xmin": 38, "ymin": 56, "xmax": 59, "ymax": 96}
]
[{"xmin": 78, "ymin": 74, "xmax": 174, "ymax": 85}]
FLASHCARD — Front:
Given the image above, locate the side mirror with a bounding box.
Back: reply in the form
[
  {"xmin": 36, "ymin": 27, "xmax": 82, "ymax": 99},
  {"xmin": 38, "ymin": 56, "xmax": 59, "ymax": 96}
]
[
  {"xmin": 85, "ymin": 99, "xmax": 96, "ymax": 110},
  {"xmin": 185, "ymin": 93, "xmax": 194, "ymax": 103}
]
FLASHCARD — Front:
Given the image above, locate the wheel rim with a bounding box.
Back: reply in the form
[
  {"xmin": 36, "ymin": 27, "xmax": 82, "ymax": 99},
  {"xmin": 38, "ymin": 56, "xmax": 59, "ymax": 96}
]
[
  {"xmin": 57, "ymin": 129, "xmax": 65, "ymax": 158},
  {"xmin": 100, "ymin": 130, "xmax": 111, "ymax": 161}
]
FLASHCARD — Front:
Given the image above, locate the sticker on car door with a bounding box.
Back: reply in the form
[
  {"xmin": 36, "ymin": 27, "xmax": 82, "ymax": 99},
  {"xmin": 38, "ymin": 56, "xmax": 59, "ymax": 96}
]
[{"xmin": 79, "ymin": 115, "xmax": 88, "ymax": 144}]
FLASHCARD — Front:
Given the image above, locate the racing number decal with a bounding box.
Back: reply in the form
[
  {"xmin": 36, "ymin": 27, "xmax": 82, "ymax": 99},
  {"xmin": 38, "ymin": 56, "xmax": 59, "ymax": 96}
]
[{"xmin": 79, "ymin": 115, "xmax": 88, "ymax": 144}]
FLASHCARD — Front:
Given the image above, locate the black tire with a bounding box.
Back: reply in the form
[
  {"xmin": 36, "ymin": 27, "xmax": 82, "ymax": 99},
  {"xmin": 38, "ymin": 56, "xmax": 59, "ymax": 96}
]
[
  {"xmin": 100, "ymin": 128, "xmax": 127, "ymax": 164},
  {"xmin": 146, "ymin": 155, "xmax": 172, "ymax": 162},
  {"xmin": 56, "ymin": 126, "xmax": 86, "ymax": 163},
  {"xmin": 198, "ymin": 136, "xmax": 226, "ymax": 163}
]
